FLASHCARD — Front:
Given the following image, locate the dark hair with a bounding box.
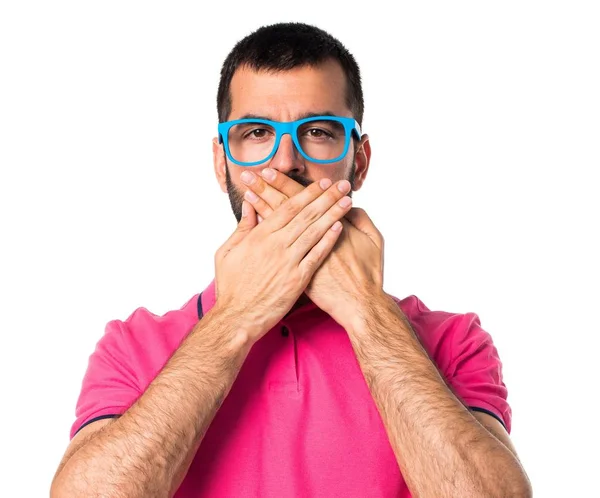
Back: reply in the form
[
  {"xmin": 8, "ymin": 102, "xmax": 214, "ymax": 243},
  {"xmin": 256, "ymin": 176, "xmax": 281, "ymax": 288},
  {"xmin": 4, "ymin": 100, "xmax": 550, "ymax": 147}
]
[{"xmin": 217, "ymin": 22, "xmax": 364, "ymax": 127}]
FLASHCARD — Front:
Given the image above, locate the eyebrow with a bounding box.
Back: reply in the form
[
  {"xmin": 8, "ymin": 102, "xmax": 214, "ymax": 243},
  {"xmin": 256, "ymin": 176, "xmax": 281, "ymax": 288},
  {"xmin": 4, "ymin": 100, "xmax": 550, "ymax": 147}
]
[{"xmin": 237, "ymin": 111, "xmax": 338, "ymax": 121}]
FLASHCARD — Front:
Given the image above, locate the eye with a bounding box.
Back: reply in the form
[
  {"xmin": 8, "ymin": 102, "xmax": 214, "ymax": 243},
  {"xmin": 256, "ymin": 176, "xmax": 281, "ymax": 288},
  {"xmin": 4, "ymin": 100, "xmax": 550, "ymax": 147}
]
[
  {"xmin": 244, "ymin": 128, "xmax": 270, "ymax": 139},
  {"xmin": 306, "ymin": 128, "xmax": 332, "ymax": 138}
]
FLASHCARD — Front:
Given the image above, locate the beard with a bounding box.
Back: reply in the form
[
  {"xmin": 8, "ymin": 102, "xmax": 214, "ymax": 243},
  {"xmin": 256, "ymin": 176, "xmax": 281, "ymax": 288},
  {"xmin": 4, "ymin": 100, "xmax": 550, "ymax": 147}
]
[{"xmin": 225, "ymin": 159, "xmax": 357, "ymax": 223}]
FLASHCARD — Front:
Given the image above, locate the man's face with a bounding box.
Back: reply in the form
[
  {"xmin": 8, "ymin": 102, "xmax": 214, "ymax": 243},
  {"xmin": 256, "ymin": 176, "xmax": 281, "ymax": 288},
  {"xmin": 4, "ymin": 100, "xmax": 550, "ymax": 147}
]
[{"xmin": 213, "ymin": 59, "xmax": 369, "ymax": 222}]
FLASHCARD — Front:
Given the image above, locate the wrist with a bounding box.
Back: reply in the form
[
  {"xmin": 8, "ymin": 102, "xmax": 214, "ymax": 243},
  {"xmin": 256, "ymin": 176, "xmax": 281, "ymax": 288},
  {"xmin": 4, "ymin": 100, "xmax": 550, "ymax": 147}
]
[
  {"xmin": 208, "ymin": 300, "xmax": 269, "ymax": 349},
  {"xmin": 202, "ymin": 302, "xmax": 256, "ymax": 355},
  {"xmin": 344, "ymin": 288, "xmax": 392, "ymax": 336}
]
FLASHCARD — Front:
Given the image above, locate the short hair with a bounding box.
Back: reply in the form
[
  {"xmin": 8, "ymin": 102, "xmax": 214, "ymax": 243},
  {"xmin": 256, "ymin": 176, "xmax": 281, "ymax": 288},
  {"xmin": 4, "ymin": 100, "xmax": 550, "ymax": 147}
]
[{"xmin": 217, "ymin": 22, "xmax": 364, "ymax": 127}]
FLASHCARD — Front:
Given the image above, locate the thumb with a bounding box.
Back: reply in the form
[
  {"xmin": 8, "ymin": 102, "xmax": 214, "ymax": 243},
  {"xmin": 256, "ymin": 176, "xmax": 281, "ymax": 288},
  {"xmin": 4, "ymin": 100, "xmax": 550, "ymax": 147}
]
[
  {"xmin": 344, "ymin": 207, "xmax": 383, "ymax": 249},
  {"xmin": 345, "ymin": 207, "xmax": 385, "ymax": 286},
  {"xmin": 221, "ymin": 200, "xmax": 258, "ymax": 253}
]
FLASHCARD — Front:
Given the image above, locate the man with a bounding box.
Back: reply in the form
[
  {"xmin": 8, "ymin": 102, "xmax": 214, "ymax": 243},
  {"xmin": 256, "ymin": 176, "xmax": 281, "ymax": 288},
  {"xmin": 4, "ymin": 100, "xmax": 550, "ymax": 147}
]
[{"xmin": 51, "ymin": 22, "xmax": 532, "ymax": 498}]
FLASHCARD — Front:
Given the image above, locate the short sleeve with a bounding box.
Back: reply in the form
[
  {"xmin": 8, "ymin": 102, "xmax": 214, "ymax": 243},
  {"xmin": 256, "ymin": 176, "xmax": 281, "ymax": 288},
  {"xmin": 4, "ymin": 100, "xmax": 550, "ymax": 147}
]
[
  {"xmin": 446, "ymin": 312, "xmax": 512, "ymax": 433},
  {"xmin": 69, "ymin": 319, "xmax": 141, "ymax": 440}
]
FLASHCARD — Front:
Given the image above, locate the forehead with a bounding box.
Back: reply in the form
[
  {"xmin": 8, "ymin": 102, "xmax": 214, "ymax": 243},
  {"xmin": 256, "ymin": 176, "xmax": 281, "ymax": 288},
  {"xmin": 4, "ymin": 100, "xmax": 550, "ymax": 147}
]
[{"xmin": 228, "ymin": 59, "xmax": 350, "ymax": 120}]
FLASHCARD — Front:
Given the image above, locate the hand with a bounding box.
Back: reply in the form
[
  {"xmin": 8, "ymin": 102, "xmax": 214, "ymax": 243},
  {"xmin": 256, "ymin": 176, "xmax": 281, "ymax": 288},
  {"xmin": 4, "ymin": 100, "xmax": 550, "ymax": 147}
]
[
  {"xmin": 240, "ymin": 168, "xmax": 385, "ymax": 327},
  {"xmin": 214, "ymin": 175, "xmax": 353, "ymax": 343}
]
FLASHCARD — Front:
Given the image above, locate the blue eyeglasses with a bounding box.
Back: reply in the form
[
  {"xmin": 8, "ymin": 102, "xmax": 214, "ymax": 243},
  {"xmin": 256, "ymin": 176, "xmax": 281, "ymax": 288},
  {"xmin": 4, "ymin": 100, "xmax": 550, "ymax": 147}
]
[{"xmin": 218, "ymin": 115, "xmax": 362, "ymax": 167}]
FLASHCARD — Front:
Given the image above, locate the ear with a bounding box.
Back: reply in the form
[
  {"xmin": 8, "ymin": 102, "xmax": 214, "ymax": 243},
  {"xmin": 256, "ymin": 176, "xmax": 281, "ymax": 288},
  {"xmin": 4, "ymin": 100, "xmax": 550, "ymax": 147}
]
[
  {"xmin": 212, "ymin": 137, "xmax": 228, "ymax": 193},
  {"xmin": 352, "ymin": 133, "xmax": 371, "ymax": 192}
]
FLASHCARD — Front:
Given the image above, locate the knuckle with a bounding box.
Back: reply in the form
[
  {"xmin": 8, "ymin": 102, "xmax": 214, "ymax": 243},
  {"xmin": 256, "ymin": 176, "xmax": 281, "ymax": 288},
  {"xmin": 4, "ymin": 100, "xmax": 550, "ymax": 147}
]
[
  {"xmin": 298, "ymin": 204, "xmax": 322, "ymax": 226},
  {"xmin": 302, "ymin": 257, "xmax": 317, "ymax": 275},
  {"xmin": 269, "ymin": 174, "xmax": 282, "ymax": 189},
  {"xmin": 328, "ymin": 186, "xmax": 343, "ymax": 201},
  {"xmin": 272, "ymin": 233, "xmax": 287, "ymax": 250},
  {"xmin": 310, "ymin": 180, "xmax": 326, "ymax": 197},
  {"xmin": 301, "ymin": 221, "xmax": 320, "ymax": 241},
  {"xmin": 275, "ymin": 192, "xmax": 289, "ymax": 207},
  {"xmin": 282, "ymin": 197, "xmax": 300, "ymax": 216},
  {"xmin": 252, "ymin": 179, "xmax": 266, "ymax": 194},
  {"xmin": 252, "ymin": 197, "xmax": 266, "ymax": 211}
]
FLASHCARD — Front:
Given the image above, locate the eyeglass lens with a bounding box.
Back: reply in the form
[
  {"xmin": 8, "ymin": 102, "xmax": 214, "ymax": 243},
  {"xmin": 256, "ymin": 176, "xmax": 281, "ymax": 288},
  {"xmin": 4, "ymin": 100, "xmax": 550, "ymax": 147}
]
[{"xmin": 227, "ymin": 120, "xmax": 347, "ymax": 164}]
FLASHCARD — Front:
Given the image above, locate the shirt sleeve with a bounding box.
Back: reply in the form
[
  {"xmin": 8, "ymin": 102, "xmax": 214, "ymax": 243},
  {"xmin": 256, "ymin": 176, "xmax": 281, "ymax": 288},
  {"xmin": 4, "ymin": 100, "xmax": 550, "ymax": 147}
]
[
  {"xmin": 69, "ymin": 319, "xmax": 141, "ymax": 440},
  {"xmin": 445, "ymin": 312, "xmax": 512, "ymax": 433}
]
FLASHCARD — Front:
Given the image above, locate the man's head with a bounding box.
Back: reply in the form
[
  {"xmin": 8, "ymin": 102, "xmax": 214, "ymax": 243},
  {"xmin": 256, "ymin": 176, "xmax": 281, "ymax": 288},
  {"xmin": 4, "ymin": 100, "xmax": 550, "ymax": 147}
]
[{"xmin": 212, "ymin": 22, "xmax": 371, "ymax": 222}]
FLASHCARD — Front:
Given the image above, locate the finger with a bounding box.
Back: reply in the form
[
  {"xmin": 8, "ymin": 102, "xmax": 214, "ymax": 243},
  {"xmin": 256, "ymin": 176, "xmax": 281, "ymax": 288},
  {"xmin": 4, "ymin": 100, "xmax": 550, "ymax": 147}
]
[
  {"xmin": 346, "ymin": 208, "xmax": 385, "ymax": 286},
  {"xmin": 344, "ymin": 207, "xmax": 384, "ymax": 248},
  {"xmin": 262, "ymin": 177, "xmax": 337, "ymax": 233},
  {"xmin": 240, "ymin": 170, "xmax": 288, "ymax": 210},
  {"xmin": 292, "ymin": 193, "xmax": 352, "ymax": 258},
  {"xmin": 285, "ymin": 179, "xmax": 352, "ymax": 245},
  {"xmin": 218, "ymin": 200, "xmax": 258, "ymax": 255},
  {"xmin": 298, "ymin": 219, "xmax": 344, "ymax": 284},
  {"xmin": 259, "ymin": 168, "xmax": 305, "ymax": 199},
  {"xmin": 244, "ymin": 189, "xmax": 275, "ymax": 221}
]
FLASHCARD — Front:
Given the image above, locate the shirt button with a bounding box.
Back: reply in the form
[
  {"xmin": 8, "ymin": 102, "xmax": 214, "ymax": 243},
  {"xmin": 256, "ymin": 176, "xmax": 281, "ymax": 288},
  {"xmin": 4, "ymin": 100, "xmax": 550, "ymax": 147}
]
[{"xmin": 281, "ymin": 326, "xmax": 289, "ymax": 337}]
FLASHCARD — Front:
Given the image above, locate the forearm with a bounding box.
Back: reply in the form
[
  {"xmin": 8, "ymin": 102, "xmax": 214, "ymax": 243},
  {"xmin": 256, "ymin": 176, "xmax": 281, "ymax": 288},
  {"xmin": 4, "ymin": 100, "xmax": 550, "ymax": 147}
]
[
  {"xmin": 346, "ymin": 292, "xmax": 531, "ymax": 498},
  {"xmin": 52, "ymin": 304, "xmax": 254, "ymax": 498}
]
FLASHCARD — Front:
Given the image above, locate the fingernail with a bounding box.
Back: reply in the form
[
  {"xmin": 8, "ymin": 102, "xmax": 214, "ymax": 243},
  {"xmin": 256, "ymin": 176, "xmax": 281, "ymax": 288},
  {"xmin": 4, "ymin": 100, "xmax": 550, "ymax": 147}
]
[
  {"xmin": 261, "ymin": 168, "xmax": 276, "ymax": 181},
  {"xmin": 337, "ymin": 180, "xmax": 350, "ymax": 192},
  {"xmin": 331, "ymin": 221, "xmax": 343, "ymax": 232},
  {"xmin": 257, "ymin": 214, "xmax": 264, "ymax": 223},
  {"xmin": 339, "ymin": 196, "xmax": 352, "ymax": 208},
  {"xmin": 241, "ymin": 171, "xmax": 255, "ymax": 184},
  {"xmin": 320, "ymin": 178, "xmax": 332, "ymax": 189},
  {"xmin": 244, "ymin": 190, "xmax": 259, "ymax": 203},
  {"xmin": 242, "ymin": 201, "xmax": 248, "ymax": 217}
]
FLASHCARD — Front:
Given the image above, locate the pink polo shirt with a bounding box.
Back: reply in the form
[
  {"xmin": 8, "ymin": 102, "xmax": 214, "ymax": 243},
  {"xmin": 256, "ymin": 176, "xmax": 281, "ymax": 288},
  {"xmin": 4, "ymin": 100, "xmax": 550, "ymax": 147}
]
[{"xmin": 70, "ymin": 279, "xmax": 511, "ymax": 497}]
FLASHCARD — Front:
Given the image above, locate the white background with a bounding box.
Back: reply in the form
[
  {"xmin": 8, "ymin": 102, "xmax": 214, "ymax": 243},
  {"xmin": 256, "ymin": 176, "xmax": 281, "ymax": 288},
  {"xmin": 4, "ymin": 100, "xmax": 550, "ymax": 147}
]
[{"xmin": 1, "ymin": 1, "xmax": 598, "ymax": 496}]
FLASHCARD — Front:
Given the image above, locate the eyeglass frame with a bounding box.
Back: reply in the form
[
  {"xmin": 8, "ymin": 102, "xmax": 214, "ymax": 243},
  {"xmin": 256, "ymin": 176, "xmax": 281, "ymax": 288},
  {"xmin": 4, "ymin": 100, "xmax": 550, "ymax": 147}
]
[{"xmin": 217, "ymin": 115, "xmax": 362, "ymax": 167}]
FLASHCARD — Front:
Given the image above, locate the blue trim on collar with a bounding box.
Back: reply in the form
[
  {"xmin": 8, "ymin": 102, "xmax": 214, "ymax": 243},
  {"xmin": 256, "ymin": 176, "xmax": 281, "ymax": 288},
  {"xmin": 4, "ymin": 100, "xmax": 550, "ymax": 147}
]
[
  {"xmin": 469, "ymin": 406, "xmax": 507, "ymax": 431},
  {"xmin": 197, "ymin": 292, "xmax": 204, "ymax": 320}
]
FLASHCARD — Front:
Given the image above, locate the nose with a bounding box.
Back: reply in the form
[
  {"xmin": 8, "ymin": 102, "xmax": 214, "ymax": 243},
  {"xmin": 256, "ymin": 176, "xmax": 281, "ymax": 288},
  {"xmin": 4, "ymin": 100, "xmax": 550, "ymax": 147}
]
[{"xmin": 268, "ymin": 133, "xmax": 305, "ymax": 176}]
